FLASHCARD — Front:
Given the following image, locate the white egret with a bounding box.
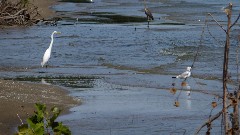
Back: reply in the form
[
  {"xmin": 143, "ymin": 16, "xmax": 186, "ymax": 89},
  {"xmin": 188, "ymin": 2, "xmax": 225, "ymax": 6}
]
[
  {"xmin": 41, "ymin": 31, "xmax": 61, "ymax": 67},
  {"xmin": 172, "ymin": 67, "xmax": 192, "ymax": 79}
]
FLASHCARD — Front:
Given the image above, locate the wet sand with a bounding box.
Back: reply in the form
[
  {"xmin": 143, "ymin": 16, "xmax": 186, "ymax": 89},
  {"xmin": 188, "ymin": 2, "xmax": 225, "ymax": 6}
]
[
  {"xmin": 0, "ymin": 79, "xmax": 79, "ymax": 134},
  {"xmin": 0, "ymin": 0, "xmax": 79, "ymax": 134}
]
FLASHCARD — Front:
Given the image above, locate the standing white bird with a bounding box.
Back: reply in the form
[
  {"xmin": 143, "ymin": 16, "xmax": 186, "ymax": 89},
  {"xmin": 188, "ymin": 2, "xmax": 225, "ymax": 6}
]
[
  {"xmin": 172, "ymin": 67, "xmax": 192, "ymax": 79},
  {"xmin": 41, "ymin": 31, "xmax": 61, "ymax": 67}
]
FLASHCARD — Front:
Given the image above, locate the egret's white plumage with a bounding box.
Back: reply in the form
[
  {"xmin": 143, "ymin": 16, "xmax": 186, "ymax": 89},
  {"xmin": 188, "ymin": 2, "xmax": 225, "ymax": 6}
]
[
  {"xmin": 174, "ymin": 67, "xmax": 192, "ymax": 79},
  {"xmin": 41, "ymin": 31, "xmax": 61, "ymax": 67}
]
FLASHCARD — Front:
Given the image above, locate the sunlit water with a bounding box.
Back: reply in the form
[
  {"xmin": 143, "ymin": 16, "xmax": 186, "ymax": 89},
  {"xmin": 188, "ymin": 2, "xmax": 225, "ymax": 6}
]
[{"xmin": 0, "ymin": 0, "xmax": 240, "ymax": 134}]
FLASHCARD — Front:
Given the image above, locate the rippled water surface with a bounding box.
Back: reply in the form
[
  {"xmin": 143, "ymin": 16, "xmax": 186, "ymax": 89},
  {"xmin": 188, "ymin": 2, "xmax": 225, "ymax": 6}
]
[{"xmin": 1, "ymin": 0, "xmax": 240, "ymax": 134}]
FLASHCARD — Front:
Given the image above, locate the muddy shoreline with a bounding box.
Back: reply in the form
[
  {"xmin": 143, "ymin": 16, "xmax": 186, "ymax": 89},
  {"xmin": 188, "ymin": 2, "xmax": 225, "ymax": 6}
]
[{"xmin": 0, "ymin": 79, "xmax": 80, "ymax": 134}]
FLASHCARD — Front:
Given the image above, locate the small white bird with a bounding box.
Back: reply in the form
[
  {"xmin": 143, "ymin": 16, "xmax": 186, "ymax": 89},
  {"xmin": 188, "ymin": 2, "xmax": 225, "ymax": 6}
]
[
  {"xmin": 173, "ymin": 67, "xmax": 192, "ymax": 79},
  {"xmin": 41, "ymin": 31, "xmax": 61, "ymax": 67}
]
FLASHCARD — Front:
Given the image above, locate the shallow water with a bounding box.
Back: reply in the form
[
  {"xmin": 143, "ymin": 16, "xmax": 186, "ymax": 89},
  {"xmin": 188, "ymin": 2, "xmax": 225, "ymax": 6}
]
[{"xmin": 0, "ymin": 0, "xmax": 240, "ymax": 134}]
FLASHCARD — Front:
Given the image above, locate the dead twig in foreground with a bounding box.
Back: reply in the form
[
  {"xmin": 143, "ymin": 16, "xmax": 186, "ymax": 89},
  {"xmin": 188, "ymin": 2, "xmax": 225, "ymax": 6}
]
[{"xmin": 195, "ymin": 104, "xmax": 231, "ymax": 134}]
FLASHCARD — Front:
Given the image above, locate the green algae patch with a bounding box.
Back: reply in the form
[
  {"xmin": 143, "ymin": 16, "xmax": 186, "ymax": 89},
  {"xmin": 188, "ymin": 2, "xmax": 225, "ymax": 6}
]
[
  {"xmin": 4, "ymin": 76, "xmax": 100, "ymax": 88},
  {"xmin": 160, "ymin": 22, "xmax": 185, "ymax": 25},
  {"xmin": 60, "ymin": 0, "xmax": 93, "ymax": 3},
  {"xmin": 92, "ymin": 14, "xmax": 147, "ymax": 23},
  {"xmin": 69, "ymin": 12, "xmax": 147, "ymax": 23}
]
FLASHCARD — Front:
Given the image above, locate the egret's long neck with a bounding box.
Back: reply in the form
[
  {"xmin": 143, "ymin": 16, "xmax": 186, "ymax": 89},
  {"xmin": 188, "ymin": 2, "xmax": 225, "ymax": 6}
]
[{"xmin": 49, "ymin": 33, "xmax": 54, "ymax": 49}]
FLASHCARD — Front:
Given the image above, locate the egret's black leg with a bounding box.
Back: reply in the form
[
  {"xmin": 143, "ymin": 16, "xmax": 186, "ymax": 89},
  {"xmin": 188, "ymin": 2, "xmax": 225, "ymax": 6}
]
[{"xmin": 147, "ymin": 16, "xmax": 150, "ymax": 28}]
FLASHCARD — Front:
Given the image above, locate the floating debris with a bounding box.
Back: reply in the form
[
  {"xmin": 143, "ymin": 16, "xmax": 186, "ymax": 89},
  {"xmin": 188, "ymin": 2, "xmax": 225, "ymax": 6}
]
[
  {"xmin": 170, "ymin": 88, "xmax": 177, "ymax": 94},
  {"xmin": 181, "ymin": 81, "xmax": 187, "ymax": 87},
  {"xmin": 174, "ymin": 101, "xmax": 180, "ymax": 107},
  {"xmin": 211, "ymin": 101, "xmax": 217, "ymax": 108}
]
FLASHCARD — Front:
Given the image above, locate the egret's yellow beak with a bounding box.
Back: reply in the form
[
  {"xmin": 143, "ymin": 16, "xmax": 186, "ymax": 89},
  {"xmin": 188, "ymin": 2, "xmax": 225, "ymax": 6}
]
[{"xmin": 56, "ymin": 32, "xmax": 61, "ymax": 34}]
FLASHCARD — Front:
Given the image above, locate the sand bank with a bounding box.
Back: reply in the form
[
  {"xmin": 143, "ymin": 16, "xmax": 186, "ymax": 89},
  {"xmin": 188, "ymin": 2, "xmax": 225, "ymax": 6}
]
[{"xmin": 0, "ymin": 79, "xmax": 79, "ymax": 134}]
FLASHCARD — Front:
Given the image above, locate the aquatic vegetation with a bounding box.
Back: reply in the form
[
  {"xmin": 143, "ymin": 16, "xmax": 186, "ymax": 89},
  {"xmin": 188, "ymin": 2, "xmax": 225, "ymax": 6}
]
[
  {"xmin": 15, "ymin": 103, "xmax": 71, "ymax": 135},
  {"xmin": 160, "ymin": 22, "xmax": 185, "ymax": 25},
  {"xmin": 66, "ymin": 12, "xmax": 147, "ymax": 23},
  {"xmin": 5, "ymin": 75, "xmax": 100, "ymax": 88},
  {"xmin": 60, "ymin": 0, "xmax": 93, "ymax": 3},
  {"xmin": 92, "ymin": 14, "xmax": 147, "ymax": 23}
]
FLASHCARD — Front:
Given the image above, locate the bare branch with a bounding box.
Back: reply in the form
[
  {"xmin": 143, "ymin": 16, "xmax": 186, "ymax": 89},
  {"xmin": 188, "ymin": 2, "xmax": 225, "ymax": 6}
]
[
  {"xmin": 195, "ymin": 105, "xmax": 231, "ymax": 134},
  {"xmin": 208, "ymin": 13, "xmax": 227, "ymax": 33},
  {"xmin": 0, "ymin": 8, "xmax": 26, "ymax": 20},
  {"xmin": 230, "ymin": 13, "xmax": 240, "ymax": 29}
]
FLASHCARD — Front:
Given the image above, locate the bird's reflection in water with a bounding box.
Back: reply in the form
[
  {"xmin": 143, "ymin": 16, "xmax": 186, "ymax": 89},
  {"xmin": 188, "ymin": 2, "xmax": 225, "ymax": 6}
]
[
  {"xmin": 186, "ymin": 85, "xmax": 191, "ymax": 96},
  {"xmin": 185, "ymin": 84, "xmax": 191, "ymax": 109},
  {"xmin": 41, "ymin": 78, "xmax": 51, "ymax": 85},
  {"xmin": 186, "ymin": 97, "xmax": 192, "ymax": 110}
]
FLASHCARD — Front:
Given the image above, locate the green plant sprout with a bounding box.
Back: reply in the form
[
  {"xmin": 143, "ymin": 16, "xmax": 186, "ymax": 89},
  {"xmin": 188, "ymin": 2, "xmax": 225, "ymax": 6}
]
[{"xmin": 15, "ymin": 103, "xmax": 71, "ymax": 135}]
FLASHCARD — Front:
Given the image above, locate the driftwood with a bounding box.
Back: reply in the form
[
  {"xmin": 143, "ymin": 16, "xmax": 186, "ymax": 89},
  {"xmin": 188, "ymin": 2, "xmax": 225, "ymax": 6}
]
[{"xmin": 0, "ymin": 0, "xmax": 44, "ymax": 26}]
